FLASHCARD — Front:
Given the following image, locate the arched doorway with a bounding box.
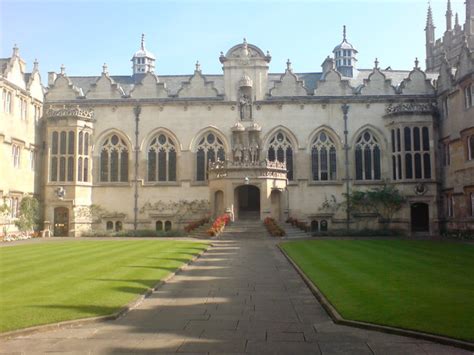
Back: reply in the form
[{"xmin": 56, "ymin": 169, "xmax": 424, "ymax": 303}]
[
  {"xmin": 235, "ymin": 185, "xmax": 260, "ymax": 219},
  {"xmin": 411, "ymin": 203, "xmax": 429, "ymax": 232},
  {"xmin": 54, "ymin": 207, "xmax": 69, "ymax": 236},
  {"xmin": 214, "ymin": 190, "xmax": 224, "ymax": 217}
]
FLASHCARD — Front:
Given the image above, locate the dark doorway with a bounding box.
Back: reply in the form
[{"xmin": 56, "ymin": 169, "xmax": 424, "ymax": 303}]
[
  {"xmin": 236, "ymin": 185, "xmax": 260, "ymax": 219},
  {"xmin": 411, "ymin": 203, "xmax": 429, "ymax": 232},
  {"xmin": 54, "ymin": 207, "xmax": 69, "ymax": 236}
]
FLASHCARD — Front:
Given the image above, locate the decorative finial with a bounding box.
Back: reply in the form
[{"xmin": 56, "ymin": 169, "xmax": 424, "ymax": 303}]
[
  {"xmin": 12, "ymin": 44, "xmax": 19, "ymax": 56},
  {"xmin": 447, "ymin": 0, "xmax": 451, "ymax": 12},
  {"xmin": 243, "ymin": 37, "xmax": 247, "ymax": 45},
  {"xmin": 60, "ymin": 64, "xmax": 66, "ymax": 75},
  {"xmin": 102, "ymin": 63, "xmax": 108, "ymax": 74},
  {"xmin": 343, "ymin": 25, "xmax": 347, "ymax": 41},
  {"xmin": 414, "ymin": 57, "xmax": 419, "ymax": 69},
  {"xmin": 455, "ymin": 12, "xmax": 459, "ymax": 27},
  {"xmin": 374, "ymin": 58, "xmax": 379, "ymax": 69},
  {"xmin": 33, "ymin": 58, "xmax": 39, "ymax": 71},
  {"xmin": 195, "ymin": 60, "xmax": 201, "ymax": 72},
  {"xmin": 286, "ymin": 59, "xmax": 292, "ymax": 71},
  {"xmin": 141, "ymin": 33, "xmax": 145, "ymax": 50}
]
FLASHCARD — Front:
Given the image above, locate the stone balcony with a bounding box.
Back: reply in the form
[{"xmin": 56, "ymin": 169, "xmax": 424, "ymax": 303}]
[{"xmin": 208, "ymin": 159, "xmax": 288, "ymax": 180}]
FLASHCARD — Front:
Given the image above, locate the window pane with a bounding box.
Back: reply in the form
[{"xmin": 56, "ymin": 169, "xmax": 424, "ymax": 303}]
[
  {"xmin": 52, "ymin": 132, "xmax": 58, "ymax": 154},
  {"xmin": 286, "ymin": 147, "xmax": 293, "ymax": 181},
  {"xmin": 277, "ymin": 147, "xmax": 284, "ymax": 163},
  {"xmin": 397, "ymin": 155, "xmax": 402, "ymax": 180},
  {"xmin": 156, "ymin": 221, "xmax": 163, "ymax": 231},
  {"xmin": 101, "ymin": 150, "xmax": 108, "ymax": 181},
  {"xmin": 364, "ymin": 146, "xmax": 372, "ymax": 180},
  {"xmin": 355, "ymin": 147, "xmax": 363, "ymax": 180},
  {"xmin": 197, "ymin": 149, "xmax": 205, "ymax": 181},
  {"xmin": 78, "ymin": 157, "xmax": 83, "ymax": 181},
  {"xmin": 84, "ymin": 158, "xmax": 88, "ymax": 182},
  {"xmin": 374, "ymin": 146, "xmax": 381, "ymax": 179},
  {"xmin": 120, "ymin": 150, "xmax": 128, "ymax": 182},
  {"xmin": 158, "ymin": 149, "xmax": 166, "ymax": 181},
  {"xmin": 78, "ymin": 132, "xmax": 83, "ymax": 155},
  {"xmin": 268, "ymin": 147, "xmax": 275, "ymax": 161},
  {"xmin": 329, "ymin": 147, "xmax": 337, "ymax": 180},
  {"xmin": 165, "ymin": 221, "xmax": 172, "ymax": 231},
  {"xmin": 414, "ymin": 127, "xmax": 421, "ymax": 151},
  {"xmin": 60, "ymin": 132, "xmax": 67, "ymax": 154},
  {"xmin": 392, "ymin": 156, "xmax": 396, "ymax": 180},
  {"xmin": 148, "ymin": 149, "xmax": 156, "ymax": 181},
  {"xmin": 110, "ymin": 150, "xmax": 119, "ymax": 182},
  {"xmin": 217, "ymin": 148, "xmax": 225, "ymax": 161},
  {"xmin": 84, "ymin": 133, "xmax": 89, "ymax": 155},
  {"xmin": 405, "ymin": 153, "xmax": 413, "ymax": 179},
  {"xmin": 312, "ymin": 148, "xmax": 319, "ymax": 180},
  {"xmin": 391, "ymin": 130, "xmax": 395, "ymax": 153},
  {"xmin": 320, "ymin": 147, "xmax": 328, "ymax": 180},
  {"xmin": 396, "ymin": 129, "xmax": 401, "ymax": 152},
  {"xmin": 51, "ymin": 157, "xmax": 58, "ymax": 181},
  {"xmin": 423, "ymin": 153, "xmax": 431, "ymax": 179},
  {"xmin": 68, "ymin": 131, "xmax": 75, "ymax": 155},
  {"xmin": 207, "ymin": 148, "xmax": 215, "ymax": 163},
  {"xmin": 404, "ymin": 127, "xmax": 411, "ymax": 151},
  {"xmin": 422, "ymin": 127, "xmax": 429, "ymax": 151},
  {"xmin": 67, "ymin": 157, "xmax": 74, "ymax": 181},
  {"xmin": 59, "ymin": 157, "xmax": 66, "ymax": 181},
  {"xmin": 414, "ymin": 153, "xmax": 422, "ymax": 178},
  {"xmin": 168, "ymin": 149, "xmax": 176, "ymax": 181}
]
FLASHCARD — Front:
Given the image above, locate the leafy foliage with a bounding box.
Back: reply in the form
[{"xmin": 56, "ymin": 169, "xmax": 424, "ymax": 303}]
[{"xmin": 14, "ymin": 196, "xmax": 40, "ymax": 232}]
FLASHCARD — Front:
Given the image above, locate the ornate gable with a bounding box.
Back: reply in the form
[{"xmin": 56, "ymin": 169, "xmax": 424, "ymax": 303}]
[
  {"xmin": 130, "ymin": 72, "xmax": 168, "ymax": 99},
  {"xmin": 86, "ymin": 73, "xmax": 124, "ymax": 99},
  {"xmin": 359, "ymin": 69, "xmax": 396, "ymax": 95},
  {"xmin": 177, "ymin": 68, "xmax": 219, "ymax": 98},
  {"xmin": 399, "ymin": 68, "xmax": 435, "ymax": 95},
  {"xmin": 314, "ymin": 69, "xmax": 353, "ymax": 96},
  {"xmin": 270, "ymin": 64, "xmax": 307, "ymax": 97},
  {"xmin": 46, "ymin": 74, "xmax": 82, "ymax": 101}
]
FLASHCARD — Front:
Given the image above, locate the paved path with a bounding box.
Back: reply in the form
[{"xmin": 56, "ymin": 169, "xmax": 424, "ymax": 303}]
[{"xmin": 1, "ymin": 224, "xmax": 472, "ymax": 354}]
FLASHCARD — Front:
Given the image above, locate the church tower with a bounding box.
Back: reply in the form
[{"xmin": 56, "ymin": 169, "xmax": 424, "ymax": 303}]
[
  {"xmin": 131, "ymin": 34, "xmax": 156, "ymax": 75},
  {"xmin": 332, "ymin": 26, "xmax": 357, "ymax": 78}
]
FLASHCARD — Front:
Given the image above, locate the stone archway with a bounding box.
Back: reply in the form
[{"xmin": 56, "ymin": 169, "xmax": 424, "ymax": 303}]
[
  {"xmin": 411, "ymin": 202, "xmax": 429, "ymax": 232},
  {"xmin": 235, "ymin": 185, "xmax": 260, "ymax": 220}
]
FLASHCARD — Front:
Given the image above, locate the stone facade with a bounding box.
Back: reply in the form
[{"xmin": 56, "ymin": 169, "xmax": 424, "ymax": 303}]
[{"xmin": 1, "ymin": 0, "xmax": 473, "ymax": 237}]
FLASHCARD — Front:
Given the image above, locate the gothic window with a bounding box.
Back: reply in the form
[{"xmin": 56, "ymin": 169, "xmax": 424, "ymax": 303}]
[
  {"xmin": 50, "ymin": 130, "xmax": 76, "ymax": 182},
  {"xmin": 355, "ymin": 130, "xmax": 381, "ymax": 180},
  {"xmin": 468, "ymin": 135, "xmax": 474, "ymax": 161},
  {"xmin": 77, "ymin": 132, "xmax": 90, "ymax": 182},
  {"xmin": 446, "ymin": 193, "xmax": 454, "ymax": 218},
  {"xmin": 4, "ymin": 91, "xmax": 11, "ymax": 113},
  {"xmin": 115, "ymin": 221, "xmax": 122, "ymax": 232},
  {"xmin": 195, "ymin": 132, "xmax": 225, "ymax": 181},
  {"xmin": 11, "ymin": 144, "xmax": 20, "ymax": 168},
  {"xmin": 165, "ymin": 221, "xmax": 172, "ymax": 231},
  {"xmin": 100, "ymin": 134, "xmax": 129, "ymax": 182},
  {"xmin": 267, "ymin": 132, "xmax": 294, "ymax": 180},
  {"xmin": 106, "ymin": 221, "xmax": 113, "ymax": 230},
  {"xmin": 311, "ymin": 131, "xmax": 336, "ymax": 181},
  {"xmin": 148, "ymin": 134, "xmax": 177, "ymax": 182},
  {"xmin": 464, "ymin": 84, "xmax": 473, "ymax": 109},
  {"xmin": 156, "ymin": 221, "xmax": 163, "ymax": 231}
]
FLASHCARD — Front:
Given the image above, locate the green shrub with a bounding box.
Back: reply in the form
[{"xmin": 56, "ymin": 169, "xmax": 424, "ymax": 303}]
[
  {"xmin": 82, "ymin": 229, "xmax": 185, "ymax": 238},
  {"xmin": 441, "ymin": 229, "xmax": 474, "ymax": 240},
  {"xmin": 312, "ymin": 228, "xmax": 406, "ymax": 237}
]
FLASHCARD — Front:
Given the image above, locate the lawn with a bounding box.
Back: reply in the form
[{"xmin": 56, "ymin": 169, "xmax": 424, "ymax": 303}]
[
  {"xmin": 0, "ymin": 240, "xmax": 208, "ymax": 332},
  {"xmin": 281, "ymin": 239, "xmax": 474, "ymax": 342}
]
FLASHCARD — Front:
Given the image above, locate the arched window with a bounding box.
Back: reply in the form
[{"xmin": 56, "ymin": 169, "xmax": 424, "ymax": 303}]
[
  {"xmin": 100, "ymin": 134, "xmax": 129, "ymax": 182},
  {"xmin": 267, "ymin": 132, "xmax": 294, "ymax": 180},
  {"xmin": 106, "ymin": 221, "xmax": 114, "ymax": 230},
  {"xmin": 148, "ymin": 134, "xmax": 177, "ymax": 182},
  {"xmin": 156, "ymin": 221, "xmax": 163, "ymax": 231},
  {"xmin": 11, "ymin": 144, "xmax": 20, "ymax": 168},
  {"xmin": 165, "ymin": 221, "xmax": 172, "ymax": 231},
  {"xmin": 196, "ymin": 132, "xmax": 225, "ymax": 181},
  {"xmin": 311, "ymin": 131, "xmax": 337, "ymax": 181},
  {"xmin": 355, "ymin": 130, "xmax": 381, "ymax": 180},
  {"xmin": 115, "ymin": 221, "xmax": 122, "ymax": 232}
]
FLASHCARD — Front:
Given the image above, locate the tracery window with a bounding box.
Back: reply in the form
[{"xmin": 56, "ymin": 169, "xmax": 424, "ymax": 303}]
[
  {"xmin": 355, "ymin": 130, "xmax": 381, "ymax": 180},
  {"xmin": 12, "ymin": 144, "xmax": 20, "ymax": 168},
  {"xmin": 196, "ymin": 132, "xmax": 225, "ymax": 181},
  {"xmin": 311, "ymin": 131, "xmax": 337, "ymax": 181},
  {"xmin": 392, "ymin": 126, "xmax": 431, "ymax": 180},
  {"xmin": 100, "ymin": 134, "xmax": 129, "ymax": 182},
  {"xmin": 148, "ymin": 134, "xmax": 177, "ymax": 182},
  {"xmin": 267, "ymin": 132, "xmax": 293, "ymax": 180},
  {"xmin": 77, "ymin": 132, "xmax": 90, "ymax": 182},
  {"xmin": 50, "ymin": 130, "xmax": 75, "ymax": 182}
]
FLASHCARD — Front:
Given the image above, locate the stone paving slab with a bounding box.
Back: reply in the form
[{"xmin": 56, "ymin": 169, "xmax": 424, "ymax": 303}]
[{"xmin": 0, "ymin": 227, "xmax": 472, "ymax": 354}]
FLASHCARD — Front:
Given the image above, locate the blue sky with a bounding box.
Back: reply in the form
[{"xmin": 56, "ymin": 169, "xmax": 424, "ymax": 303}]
[{"xmin": 0, "ymin": 0, "xmax": 466, "ymax": 80}]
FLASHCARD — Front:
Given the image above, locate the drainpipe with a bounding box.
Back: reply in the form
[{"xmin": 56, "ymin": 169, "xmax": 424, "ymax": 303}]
[
  {"xmin": 133, "ymin": 104, "xmax": 141, "ymax": 236},
  {"xmin": 342, "ymin": 103, "xmax": 350, "ymax": 232}
]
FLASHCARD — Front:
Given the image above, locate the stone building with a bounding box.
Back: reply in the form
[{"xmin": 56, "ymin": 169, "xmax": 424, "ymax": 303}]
[{"xmin": 1, "ymin": 0, "xmax": 473, "ymax": 237}]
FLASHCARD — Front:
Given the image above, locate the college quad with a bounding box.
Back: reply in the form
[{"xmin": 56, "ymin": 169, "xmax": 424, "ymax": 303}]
[{"xmin": 1, "ymin": 1, "xmax": 473, "ymax": 237}]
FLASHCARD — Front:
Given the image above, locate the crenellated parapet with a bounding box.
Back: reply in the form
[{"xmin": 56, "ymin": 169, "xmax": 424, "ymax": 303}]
[{"xmin": 44, "ymin": 105, "xmax": 95, "ymax": 121}]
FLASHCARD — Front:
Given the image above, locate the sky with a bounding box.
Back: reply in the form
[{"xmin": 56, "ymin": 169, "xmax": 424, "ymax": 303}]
[{"xmin": 0, "ymin": 0, "xmax": 467, "ymax": 80}]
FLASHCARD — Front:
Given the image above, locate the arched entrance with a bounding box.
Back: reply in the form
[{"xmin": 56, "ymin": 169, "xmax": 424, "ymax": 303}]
[
  {"xmin": 54, "ymin": 207, "xmax": 69, "ymax": 236},
  {"xmin": 214, "ymin": 190, "xmax": 224, "ymax": 217},
  {"xmin": 235, "ymin": 185, "xmax": 260, "ymax": 219},
  {"xmin": 411, "ymin": 203, "xmax": 429, "ymax": 232}
]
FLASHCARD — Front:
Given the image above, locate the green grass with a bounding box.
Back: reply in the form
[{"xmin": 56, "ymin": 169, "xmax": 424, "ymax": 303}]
[
  {"xmin": 281, "ymin": 239, "xmax": 474, "ymax": 342},
  {"xmin": 0, "ymin": 240, "xmax": 208, "ymax": 332}
]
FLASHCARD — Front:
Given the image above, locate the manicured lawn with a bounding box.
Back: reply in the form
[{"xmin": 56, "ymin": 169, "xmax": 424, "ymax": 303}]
[
  {"xmin": 0, "ymin": 240, "xmax": 208, "ymax": 332},
  {"xmin": 281, "ymin": 239, "xmax": 474, "ymax": 342}
]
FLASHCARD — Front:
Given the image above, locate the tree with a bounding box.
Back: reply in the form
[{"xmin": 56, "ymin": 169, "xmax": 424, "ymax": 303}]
[
  {"xmin": 349, "ymin": 184, "xmax": 406, "ymax": 228},
  {"xmin": 14, "ymin": 196, "xmax": 40, "ymax": 234}
]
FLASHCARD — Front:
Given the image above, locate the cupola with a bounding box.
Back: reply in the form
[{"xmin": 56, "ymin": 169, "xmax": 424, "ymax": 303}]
[
  {"xmin": 333, "ymin": 26, "xmax": 358, "ymax": 78},
  {"xmin": 131, "ymin": 34, "xmax": 156, "ymax": 75}
]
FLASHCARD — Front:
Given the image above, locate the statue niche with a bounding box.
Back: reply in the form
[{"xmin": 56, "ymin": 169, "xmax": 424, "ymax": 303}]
[
  {"xmin": 239, "ymin": 74, "xmax": 253, "ymax": 121},
  {"xmin": 231, "ymin": 122, "xmax": 261, "ymax": 164}
]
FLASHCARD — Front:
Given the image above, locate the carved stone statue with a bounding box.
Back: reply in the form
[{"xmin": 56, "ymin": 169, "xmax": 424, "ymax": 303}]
[
  {"xmin": 249, "ymin": 138, "xmax": 259, "ymax": 163},
  {"xmin": 239, "ymin": 94, "xmax": 252, "ymax": 120},
  {"xmin": 233, "ymin": 143, "xmax": 243, "ymax": 162}
]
